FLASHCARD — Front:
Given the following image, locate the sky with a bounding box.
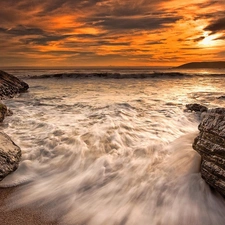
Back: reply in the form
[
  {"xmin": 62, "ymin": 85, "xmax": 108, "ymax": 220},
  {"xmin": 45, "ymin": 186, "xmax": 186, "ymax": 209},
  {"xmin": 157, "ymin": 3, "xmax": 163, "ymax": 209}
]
[{"xmin": 0, "ymin": 0, "xmax": 225, "ymax": 67}]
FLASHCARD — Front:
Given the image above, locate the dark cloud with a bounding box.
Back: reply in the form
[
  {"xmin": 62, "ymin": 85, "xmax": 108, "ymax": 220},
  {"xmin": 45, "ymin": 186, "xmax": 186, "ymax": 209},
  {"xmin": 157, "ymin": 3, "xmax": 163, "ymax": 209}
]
[
  {"xmin": 97, "ymin": 41, "xmax": 130, "ymax": 46},
  {"xmin": 0, "ymin": 25, "xmax": 45, "ymax": 36},
  {"xmin": 34, "ymin": 0, "xmax": 105, "ymax": 15},
  {"xmin": 82, "ymin": 16, "xmax": 180, "ymax": 30},
  {"xmin": 144, "ymin": 41, "xmax": 164, "ymax": 45},
  {"xmin": 23, "ymin": 35, "xmax": 71, "ymax": 45},
  {"xmin": 215, "ymin": 35, "xmax": 225, "ymax": 41},
  {"xmin": 205, "ymin": 17, "xmax": 225, "ymax": 33},
  {"xmin": 196, "ymin": 0, "xmax": 221, "ymax": 8},
  {"xmin": 181, "ymin": 47, "xmax": 202, "ymax": 50},
  {"xmin": 44, "ymin": 50, "xmax": 80, "ymax": 56},
  {"xmin": 75, "ymin": 34, "xmax": 100, "ymax": 38},
  {"xmin": 193, "ymin": 36, "xmax": 205, "ymax": 42},
  {"xmin": 0, "ymin": 25, "xmax": 71, "ymax": 45}
]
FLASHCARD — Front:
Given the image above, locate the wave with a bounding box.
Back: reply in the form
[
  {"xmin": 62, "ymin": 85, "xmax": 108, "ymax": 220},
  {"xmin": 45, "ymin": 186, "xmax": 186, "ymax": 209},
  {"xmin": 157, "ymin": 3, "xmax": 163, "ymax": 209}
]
[
  {"xmin": 24, "ymin": 71, "xmax": 225, "ymax": 80},
  {"xmin": 27, "ymin": 72, "xmax": 190, "ymax": 79}
]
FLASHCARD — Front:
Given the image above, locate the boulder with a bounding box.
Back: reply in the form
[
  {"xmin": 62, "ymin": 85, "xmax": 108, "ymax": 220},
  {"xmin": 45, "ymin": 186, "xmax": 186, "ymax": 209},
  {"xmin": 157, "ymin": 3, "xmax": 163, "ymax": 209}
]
[
  {"xmin": 0, "ymin": 70, "xmax": 29, "ymax": 99},
  {"xmin": 193, "ymin": 108, "xmax": 225, "ymax": 196},
  {"xmin": 0, "ymin": 132, "xmax": 21, "ymax": 181},
  {"xmin": 186, "ymin": 103, "xmax": 208, "ymax": 113}
]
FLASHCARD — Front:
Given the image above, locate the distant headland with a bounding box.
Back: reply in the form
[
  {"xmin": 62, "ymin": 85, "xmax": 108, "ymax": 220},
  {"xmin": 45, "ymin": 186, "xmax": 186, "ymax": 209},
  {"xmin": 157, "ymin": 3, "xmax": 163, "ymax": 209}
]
[{"xmin": 176, "ymin": 61, "xmax": 225, "ymax": 69}]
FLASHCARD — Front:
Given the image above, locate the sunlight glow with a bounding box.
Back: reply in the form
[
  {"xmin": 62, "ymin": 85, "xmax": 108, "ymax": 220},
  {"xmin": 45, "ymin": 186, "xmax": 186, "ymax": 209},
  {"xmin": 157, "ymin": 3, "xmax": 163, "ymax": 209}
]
[{"xmin": 199, "ymin": 32, "xmax": 219, "ymax": 47}]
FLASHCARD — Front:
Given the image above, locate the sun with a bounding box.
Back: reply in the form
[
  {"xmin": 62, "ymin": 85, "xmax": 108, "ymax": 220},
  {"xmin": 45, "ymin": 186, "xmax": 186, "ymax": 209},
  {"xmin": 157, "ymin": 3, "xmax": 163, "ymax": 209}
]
[
  {"xmin": 199, "ymin": 32, "xmax": 219, "ymax": 47},
  {"xmin": 201, "ymin": 35, "xmax": 214, "ymax": 46}
]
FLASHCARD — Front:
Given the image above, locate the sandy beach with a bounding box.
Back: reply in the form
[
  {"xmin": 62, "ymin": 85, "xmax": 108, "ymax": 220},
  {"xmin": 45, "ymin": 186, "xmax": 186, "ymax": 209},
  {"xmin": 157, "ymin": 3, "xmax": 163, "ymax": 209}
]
[{"xmin": 0, "ymin": 187, "xmax": 57, "ymax": 225}]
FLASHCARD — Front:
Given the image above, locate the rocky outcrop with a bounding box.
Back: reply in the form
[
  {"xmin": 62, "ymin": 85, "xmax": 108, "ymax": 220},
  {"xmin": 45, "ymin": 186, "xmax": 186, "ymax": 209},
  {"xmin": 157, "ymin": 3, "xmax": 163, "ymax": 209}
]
[
  {"xmin": 0, "ymin": 132, "xmax": 21, "ymax": 181},
  {"xmin": 0, "ymin": 70, "xmax": 29, "ymax": 99},
  {"xmin": 0, "ymin": 71, "xmax": 25, "ymax": 180},
  {"xmin": 193, "ymin": 108, "xmax": 225, "ymax": 196}
]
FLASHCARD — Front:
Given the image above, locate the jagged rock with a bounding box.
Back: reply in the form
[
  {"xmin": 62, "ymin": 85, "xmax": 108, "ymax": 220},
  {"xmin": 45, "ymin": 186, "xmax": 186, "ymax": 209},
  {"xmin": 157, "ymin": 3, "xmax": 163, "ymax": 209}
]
[
  {"xmin": 0, "ymin": 70, "xmax": 29, "ymax": 99},
  {"xmin": 193, "ymin": 108, "xmax": 225, "ymax": 196},
  {"xmin": 186, "ymin": 103, "xmax": 208, "ymax": 113},
  {"xmin": 0, "ymin": 132, "xmax": 21, "ymax": 181}
]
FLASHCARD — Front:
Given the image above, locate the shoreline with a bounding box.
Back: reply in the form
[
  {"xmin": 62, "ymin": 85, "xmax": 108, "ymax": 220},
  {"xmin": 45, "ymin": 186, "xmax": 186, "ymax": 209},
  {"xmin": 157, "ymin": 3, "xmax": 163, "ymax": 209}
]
[{"xmin": 0, "ymin": 187, "xmax": 57, "ymax": 225}]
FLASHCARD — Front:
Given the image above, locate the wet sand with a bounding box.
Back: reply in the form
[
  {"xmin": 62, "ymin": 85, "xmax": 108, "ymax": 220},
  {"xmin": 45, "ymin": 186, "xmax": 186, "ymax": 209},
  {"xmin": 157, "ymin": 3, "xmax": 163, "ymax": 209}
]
[{"xmin": 0, "ymin": 187, "xmax": 57, "ymax": 225}]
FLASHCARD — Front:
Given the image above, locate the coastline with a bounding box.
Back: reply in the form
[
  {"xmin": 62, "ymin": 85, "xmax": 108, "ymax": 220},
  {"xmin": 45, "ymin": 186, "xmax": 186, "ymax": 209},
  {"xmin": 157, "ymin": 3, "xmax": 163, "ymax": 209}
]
[{"xmin": 0, "ymin": 187, "xmax": 57, "ymax": 225}]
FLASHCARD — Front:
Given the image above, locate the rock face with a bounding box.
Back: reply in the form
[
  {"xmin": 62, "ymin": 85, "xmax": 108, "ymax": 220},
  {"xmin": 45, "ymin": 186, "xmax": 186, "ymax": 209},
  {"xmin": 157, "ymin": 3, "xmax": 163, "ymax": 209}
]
[
  {"xmin": 0, "ymin": 132, "xmax": 21, "ymax": 181},
  {"xmin": 0, "ymin": 70, "xmax": 29, "ymax": 99},
  {"xmin": 193, "ymin": 108, "xmax": 225, "ymax": 196}
]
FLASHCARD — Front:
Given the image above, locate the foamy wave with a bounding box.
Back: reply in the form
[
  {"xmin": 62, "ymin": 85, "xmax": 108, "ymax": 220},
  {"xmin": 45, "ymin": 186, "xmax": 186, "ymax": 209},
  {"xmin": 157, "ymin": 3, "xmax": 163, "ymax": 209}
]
[{"xmin": 28, "ymin": 72, "xmax": 189, "ymax": 79}]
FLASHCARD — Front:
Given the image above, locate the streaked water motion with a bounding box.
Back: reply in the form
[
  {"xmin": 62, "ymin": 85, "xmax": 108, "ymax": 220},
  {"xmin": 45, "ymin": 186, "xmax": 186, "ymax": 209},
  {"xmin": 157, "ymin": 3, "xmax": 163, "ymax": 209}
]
[{"xmin": 1, "ymin": 68, "xmax": 225, "ymax": 224}]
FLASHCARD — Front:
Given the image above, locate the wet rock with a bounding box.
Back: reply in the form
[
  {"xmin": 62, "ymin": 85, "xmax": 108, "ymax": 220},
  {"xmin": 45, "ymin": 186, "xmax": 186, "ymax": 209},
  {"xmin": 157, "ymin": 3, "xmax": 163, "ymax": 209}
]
[
  {"xmin": 0, "ymin": 103, "xmax": 13, "ymax": 122},
  {"xmin": 0, "ymin": 70, "xmax": 29, "ymax": 99},
  {"xmin": 193, "ymin": 108, "xmax": 225, "ymax": 196},
  {"xmin": 0, "ymin": 102, "xmax": 7, "ymax": 122},
  {"xmin": 6, "ymin": 108, "xmax": 13, "ymax": 116},
  {"xmin": 186, "ymin": 103, "xmax": 208, "ymax": 113},
  {"xmin": 0, "ymin": 132, "xmax": 21, "ymax": 181},
  {"xmin": 217, "ymin": 95, "xmax": 225, "ymax": 99}
]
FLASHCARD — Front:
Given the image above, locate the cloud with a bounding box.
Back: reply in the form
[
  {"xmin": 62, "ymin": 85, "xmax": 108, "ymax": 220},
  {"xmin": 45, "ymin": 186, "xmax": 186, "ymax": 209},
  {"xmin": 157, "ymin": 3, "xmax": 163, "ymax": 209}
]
[
  {"xmin": 205, "ymin": 17, "xmax": 225, "ymax": 33},
  {"xmin": 218, "ymin": 50, "xmax": 225, "ymax": 57},
  {"xmin": 0, "ymin": 25, "xmax": 45, "ymax": 36},
  {"xmin": 193, "ymin": 36, "xmax": 205, "ymax": 42},
  {"xmin": 82, "ymin": 15, "xmax": 180, "ymax": 31},
  {"xmin": 23, "ymin": 35, "xmax": 71, "ymax": 45},
  {"xmin": 0, "ymin": 0, "xmax": 225, "ymax": 66}
]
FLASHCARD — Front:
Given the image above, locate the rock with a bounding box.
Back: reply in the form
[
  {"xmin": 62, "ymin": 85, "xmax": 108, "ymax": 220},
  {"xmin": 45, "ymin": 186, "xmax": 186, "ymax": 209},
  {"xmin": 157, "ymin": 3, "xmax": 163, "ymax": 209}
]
[
  {"xmin": 186, "ymin": 103, "xmax": 208, "ymax": 113},
  {"xmin": 0, "ymin": 70, "xmax": 29, "ymax": 99},
  {"xmin": 0, "ymin": 132, "xmax": 21, "ymax": 181},
  {"xmin": 6, "ymin": 108, "xmax": 13, "ymax": 116},
  {"xmin": 0, "ymin": 102, "xmax": 13, "ymax": 122},
  {"xmin": 0, "ymin": 102, "xmax": 7, "ymax": 122},
  {"xmin": 217, "ymin": 95, "xmax": 225, "ymax": 99},
  {"xmin": 193, "ymin": 108, "xmax": 225, "ymax": 196}
]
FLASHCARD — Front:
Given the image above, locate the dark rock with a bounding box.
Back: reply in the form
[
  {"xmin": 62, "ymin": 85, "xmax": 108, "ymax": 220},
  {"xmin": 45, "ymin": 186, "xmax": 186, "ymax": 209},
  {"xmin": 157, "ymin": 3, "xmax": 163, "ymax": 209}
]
[
  {"xmin": 0, "ymin": 102, "xmax": 13, "ymax": 122},
  {"xmin": 0, "ymin": 103, "xmax": 7, "ymax": 122},
  {"xmin": 0, "ymin": 132, "xmax": 21, "ymax": 181},
  {"xmin": 193, "ymin": 108, "xmax": 225, "ymax": 196},
  {"xmin": 217, "ymin": 95, "xmax": 225, "ymax": 99},
  {"xmin": 186, "ymin": 103, "xmax": 208, "ymax": 112},
  {"xmin": 6, "ymin": 108, "xmax": 13, "ymax": 116},
  {"xmin": 0, "ymin": 70, "xmax": 29, "ymax": 99}
]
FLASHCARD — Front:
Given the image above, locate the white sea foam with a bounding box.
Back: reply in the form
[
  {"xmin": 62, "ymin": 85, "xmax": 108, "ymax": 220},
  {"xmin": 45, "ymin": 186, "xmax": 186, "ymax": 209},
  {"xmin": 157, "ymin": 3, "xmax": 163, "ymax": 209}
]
[{"xmin": 1, "ymin": 75, "xmax": 225, "ymax": 224}]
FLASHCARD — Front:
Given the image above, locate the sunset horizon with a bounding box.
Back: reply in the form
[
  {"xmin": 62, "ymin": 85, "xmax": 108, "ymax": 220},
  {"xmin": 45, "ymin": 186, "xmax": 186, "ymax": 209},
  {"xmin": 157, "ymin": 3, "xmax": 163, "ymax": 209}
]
[{"xmin": 1, "ymin": 0, "xmax": 225, "ymax": 67}]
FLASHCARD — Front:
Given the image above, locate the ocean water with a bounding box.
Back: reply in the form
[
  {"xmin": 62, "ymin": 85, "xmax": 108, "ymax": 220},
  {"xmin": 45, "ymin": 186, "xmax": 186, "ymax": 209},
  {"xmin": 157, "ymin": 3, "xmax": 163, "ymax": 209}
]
[{"xmin": 1, "ymin": 68, "xmax": 225, "ymax": 224}]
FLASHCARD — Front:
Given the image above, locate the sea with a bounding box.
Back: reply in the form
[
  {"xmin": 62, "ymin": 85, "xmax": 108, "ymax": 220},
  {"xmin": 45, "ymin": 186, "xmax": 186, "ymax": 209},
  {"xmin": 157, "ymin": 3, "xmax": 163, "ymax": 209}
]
[{"xmin": 1, "ymin": 66, "xmax": 225, "ymax": 225}]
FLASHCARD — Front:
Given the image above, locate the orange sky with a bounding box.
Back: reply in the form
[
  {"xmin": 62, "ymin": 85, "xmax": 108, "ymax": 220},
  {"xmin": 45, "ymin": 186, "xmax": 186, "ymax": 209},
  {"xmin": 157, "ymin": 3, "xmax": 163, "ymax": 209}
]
[{"xmin": 0, "ymin": 0, "xmax": 225, "ymax": 67}]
